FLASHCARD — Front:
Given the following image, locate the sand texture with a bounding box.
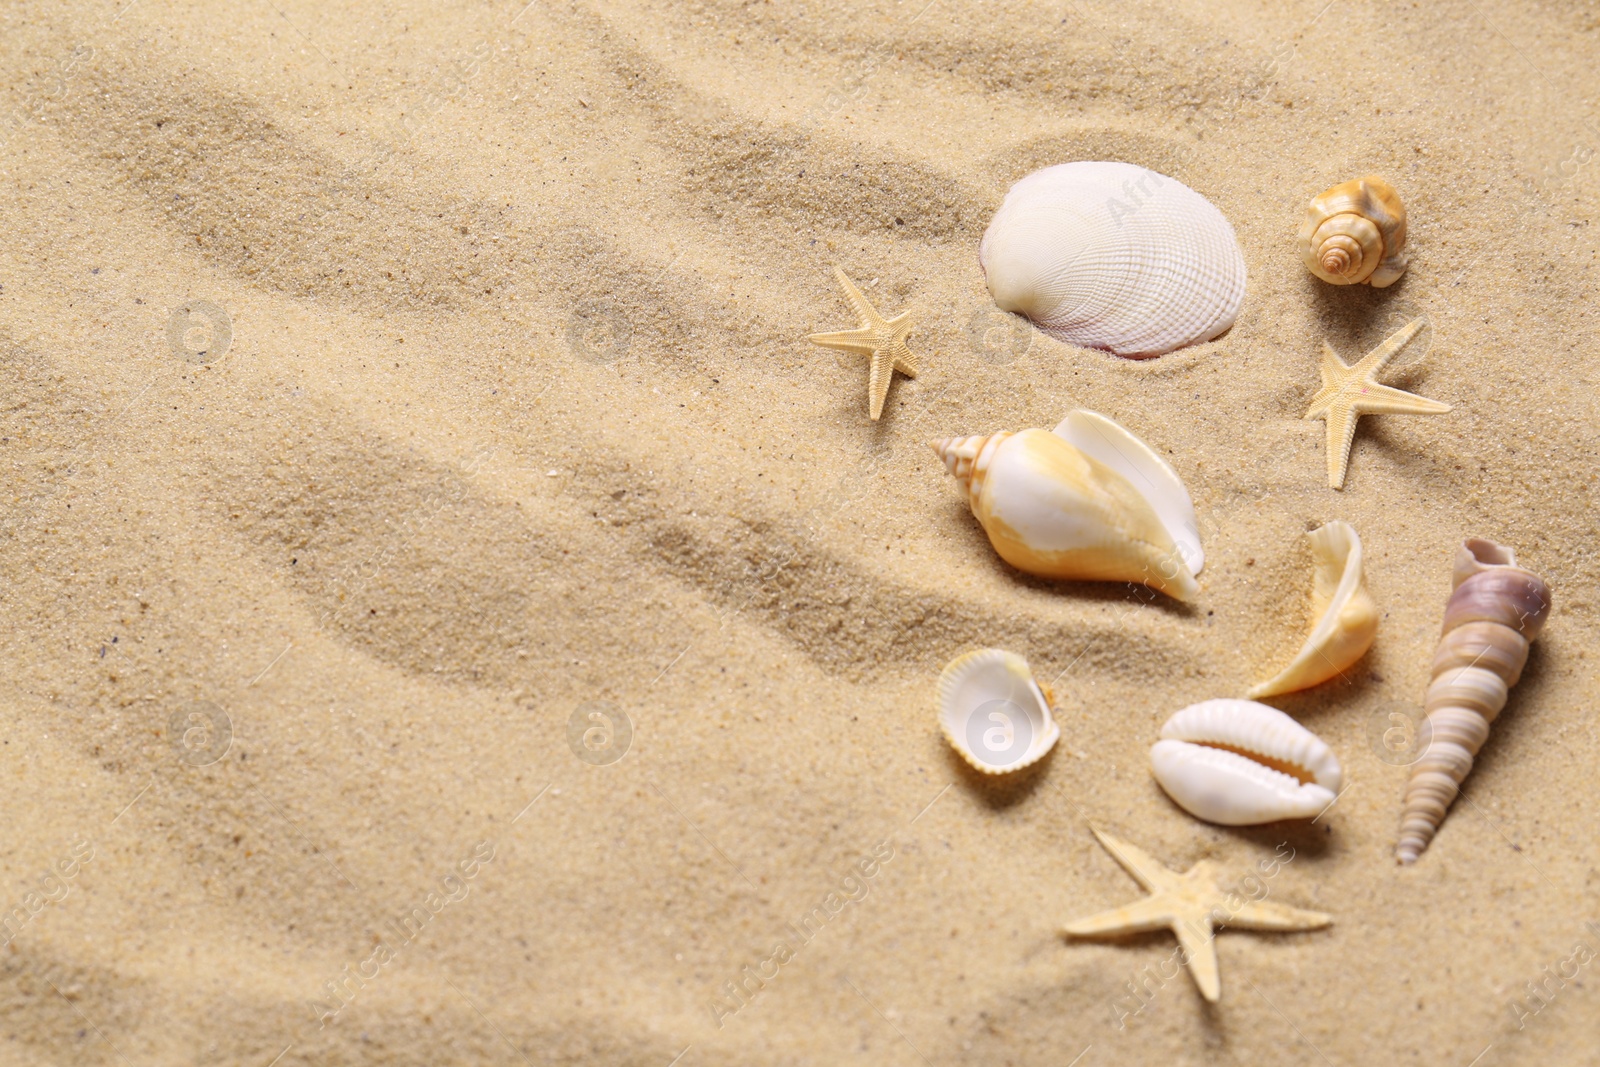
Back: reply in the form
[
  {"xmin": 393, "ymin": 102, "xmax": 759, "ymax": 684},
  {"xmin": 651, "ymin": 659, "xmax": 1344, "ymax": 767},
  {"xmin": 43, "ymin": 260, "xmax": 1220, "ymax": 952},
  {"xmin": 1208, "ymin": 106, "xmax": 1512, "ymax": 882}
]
[{"xmin": 2, "ymin": 0, "xmax": 1599, "ymax": 1064}]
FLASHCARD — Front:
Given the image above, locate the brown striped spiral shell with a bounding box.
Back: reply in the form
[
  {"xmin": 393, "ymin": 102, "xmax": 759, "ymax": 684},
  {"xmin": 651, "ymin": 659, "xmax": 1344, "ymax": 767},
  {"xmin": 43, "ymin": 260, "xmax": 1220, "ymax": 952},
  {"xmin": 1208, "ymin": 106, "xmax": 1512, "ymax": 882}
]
[
  {"xmin": 1297, "ymin": 176, "xmax": 1409, "ymax": 287},
  {"xmin": 1395, "ymin": 539, "xmax": 1552, "ymax": 864}
]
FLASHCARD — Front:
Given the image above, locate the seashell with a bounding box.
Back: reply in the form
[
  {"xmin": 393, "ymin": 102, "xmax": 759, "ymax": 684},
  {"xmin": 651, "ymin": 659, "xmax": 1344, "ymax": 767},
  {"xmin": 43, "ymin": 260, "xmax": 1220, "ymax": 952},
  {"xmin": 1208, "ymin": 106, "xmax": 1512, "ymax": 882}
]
[
  {"xmin": 937, "ymin": 649, "xmax": 1060, "ymax": 774},
  {"xmin": 1248, "ymin": 520, "xmax": 1378, "ymax": 697},
  {"xmin": 932, "ymin": 409, "xmax": 1203, "ymax": 600},
  {"xmin": 1395, "ymin": 539, "xmax": 1552, "ymax": 864},
  {"xmin": 1297, "ymin": 176, "xmax": 1408, "ymax": 287},
  {"xmin": 979, "ymin": 162, "xmax": 1247, "ymax": 358},
  {"xmin": 1151, "ymin": 699, "xmax": 1342, "ymax": 825}
]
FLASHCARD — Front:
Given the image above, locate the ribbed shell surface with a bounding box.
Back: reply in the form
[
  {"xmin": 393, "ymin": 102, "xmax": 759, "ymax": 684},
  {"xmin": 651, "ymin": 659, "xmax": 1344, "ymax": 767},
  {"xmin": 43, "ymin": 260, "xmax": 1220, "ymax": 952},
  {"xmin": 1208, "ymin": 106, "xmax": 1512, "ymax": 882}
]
[
  {"xmin": 1394, "ymin": 539, "xmax": 1552, "ymax": 863},
  {"xmin": 980, "ymin": 162, "xmax": 1247, "ymax": 358}
]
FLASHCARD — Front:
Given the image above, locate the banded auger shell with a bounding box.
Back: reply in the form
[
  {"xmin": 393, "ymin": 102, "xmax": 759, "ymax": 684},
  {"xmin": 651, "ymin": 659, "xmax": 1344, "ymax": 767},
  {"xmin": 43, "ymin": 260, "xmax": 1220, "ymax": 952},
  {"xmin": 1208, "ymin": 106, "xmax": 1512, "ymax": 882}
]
[
  {"xmin": 1248, "ymin": 520, "xmax": 1379, "ymax": 698},
  {"xmin": 1396, "ymin": 539, "xmax": 1552, "ymax": 864},
  {"xmin": 938, "ymin": 649, "xmax": 1060, "ymax": 774},
  {"xmin": 932, "ymin": 409, "xmax": 1203, "ymax": 601},
  {"xmin": 1298, "ymin": 176, "xmax": 1408, "ymax": 287},
  {"xmin": 979, "ymin": 162, "xmax": 1247, "ymax": 358},
  {"xmin": 1151, "ymin": 699, "xmax": 1342, "ymax": 825}
]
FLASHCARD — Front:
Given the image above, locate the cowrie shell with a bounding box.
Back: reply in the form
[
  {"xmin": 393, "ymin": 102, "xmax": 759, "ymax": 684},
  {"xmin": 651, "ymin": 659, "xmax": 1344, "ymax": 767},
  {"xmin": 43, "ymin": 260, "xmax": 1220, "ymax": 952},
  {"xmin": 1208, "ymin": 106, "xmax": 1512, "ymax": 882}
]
[{"xmin": 1151, "ymin": 699, "xmax": 1341, "ymax": 825}]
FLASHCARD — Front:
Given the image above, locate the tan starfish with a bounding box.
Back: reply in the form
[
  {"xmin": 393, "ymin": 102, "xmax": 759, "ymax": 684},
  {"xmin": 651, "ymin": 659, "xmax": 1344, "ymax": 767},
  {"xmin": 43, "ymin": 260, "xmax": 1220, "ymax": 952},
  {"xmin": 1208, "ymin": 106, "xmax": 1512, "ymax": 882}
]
[
  {"xmin": 1063, "ymin": 829, "xmax": 1331, "ymax": 1002},
  {"xmin": 807, "ymin": 266, "xmax": 920, "ymax": 420},
  {"xmin": 1305, "ymin": 317, "xmax": 1451, "ymax": 490}
]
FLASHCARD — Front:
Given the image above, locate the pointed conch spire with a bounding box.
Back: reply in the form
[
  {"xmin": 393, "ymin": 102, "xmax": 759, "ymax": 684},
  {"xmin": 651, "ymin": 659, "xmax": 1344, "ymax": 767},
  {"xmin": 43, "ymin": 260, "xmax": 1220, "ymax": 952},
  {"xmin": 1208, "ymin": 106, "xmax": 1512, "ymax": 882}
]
[{"xmin": 931, "ymin": 434, "xmax": 1011, "ymax": 508}]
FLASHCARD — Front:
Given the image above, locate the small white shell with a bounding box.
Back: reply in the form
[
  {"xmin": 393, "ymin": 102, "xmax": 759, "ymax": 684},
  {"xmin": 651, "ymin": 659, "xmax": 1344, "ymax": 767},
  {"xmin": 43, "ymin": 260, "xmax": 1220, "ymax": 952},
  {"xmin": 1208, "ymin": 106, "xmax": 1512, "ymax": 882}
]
[
  {"xmin": 938, "ymin": 649, "xmax": 1060, "ymax": 774},
  {"xmin": 979, "ymin": 162, "xmax": 1247, "ymax": 358},
  {"xmin": 931, "ymin": 410, "xmax": 1203, "ymax": 601},
  {"xmin": 1248, "ymin": 520, "xmax": 1378, "ymax": 697},
  {"xmin": 1151, "ymin": 699, "xmax": 1341, "ymax": 825}
]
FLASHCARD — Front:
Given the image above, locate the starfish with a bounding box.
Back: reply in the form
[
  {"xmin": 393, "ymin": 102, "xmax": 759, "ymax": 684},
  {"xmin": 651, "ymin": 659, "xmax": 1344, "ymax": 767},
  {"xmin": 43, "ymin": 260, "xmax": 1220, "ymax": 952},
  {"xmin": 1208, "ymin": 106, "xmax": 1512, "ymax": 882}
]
[
  {"xmin": 807, "ymin": 266, "xmax": 920, "ymax": 420},
  {"xmin": 1305, "ymin": 317, "xmax": 1451, "ymax": 490},
  {"xmin": 1062, "ymin": 829, "xmax": 1331, "ymax": 1003}
]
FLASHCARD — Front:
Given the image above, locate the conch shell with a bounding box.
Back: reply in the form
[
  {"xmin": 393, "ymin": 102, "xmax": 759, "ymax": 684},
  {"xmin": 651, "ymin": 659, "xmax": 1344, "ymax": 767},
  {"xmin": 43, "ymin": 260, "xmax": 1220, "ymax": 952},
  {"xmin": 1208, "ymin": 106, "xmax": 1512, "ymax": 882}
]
[
  {"xmin": 1297, "ymin": 176, "xmax": 1408, "ymax": 287},
  {"xmin": 1248, "ymin": 521, "xmax": 1379, "ymax": 697},
  {"xmin": 932, "ymin": 410, "xmax": 1203, "ymax": 600},
  {"xmin": 1151, "ymin": 699, "xmax": 1342, "ymax": 825},
  {"xmin": 937, "ymin": 648, "xmax": 1060, "ymax": 774},
  {"xmin": 1395, "ymin": 539, "xmax": 1552, "ymax": 864},
  {"xmin": 980, "ymin": 161, "xmax": 1247, "ymax": 357}
]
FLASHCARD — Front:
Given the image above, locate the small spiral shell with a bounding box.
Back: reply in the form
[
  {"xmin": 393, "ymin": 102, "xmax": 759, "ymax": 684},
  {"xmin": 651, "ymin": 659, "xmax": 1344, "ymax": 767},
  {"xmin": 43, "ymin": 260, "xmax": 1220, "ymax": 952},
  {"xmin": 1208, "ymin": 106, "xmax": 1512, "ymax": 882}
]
[
  {"xmin": 1395, "ymin": 539, "xmax": 1552, "ymax": 864},
  {"xmin": 1297, "ymin": 176, "xmax": 1408, "ymax": 287}
]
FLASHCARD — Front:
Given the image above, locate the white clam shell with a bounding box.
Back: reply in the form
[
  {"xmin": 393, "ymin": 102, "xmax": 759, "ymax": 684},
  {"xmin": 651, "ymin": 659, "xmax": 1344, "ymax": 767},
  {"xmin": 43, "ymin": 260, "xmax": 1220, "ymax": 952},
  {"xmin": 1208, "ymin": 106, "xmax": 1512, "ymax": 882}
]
[
  {"xmin": 938, "ymin": 649, "xmax": 1060, "ymax": 775},
  {"xmin": 1150, "ymin": 699, "xmax": 1342, "ymax": 825},
  {"xmin": 980, "ymin": 162, "xmax": 1247, "ymax": 358}
]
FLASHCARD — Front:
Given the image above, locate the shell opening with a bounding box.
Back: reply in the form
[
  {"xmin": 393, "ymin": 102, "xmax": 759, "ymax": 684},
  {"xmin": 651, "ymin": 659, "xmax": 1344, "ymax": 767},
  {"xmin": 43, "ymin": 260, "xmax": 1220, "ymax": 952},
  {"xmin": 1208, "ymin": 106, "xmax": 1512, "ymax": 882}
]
[
  {"xmin": 1052, "ymin": 410, "xmax": 1204, "ymax": 577},
  {"xmin": 1463, "ymin": 538, "xmax": 1516, "ymax": 568},
  {"xmin": 1188, "ymin": 741, "xmax": 1317, "ymax": 785}
]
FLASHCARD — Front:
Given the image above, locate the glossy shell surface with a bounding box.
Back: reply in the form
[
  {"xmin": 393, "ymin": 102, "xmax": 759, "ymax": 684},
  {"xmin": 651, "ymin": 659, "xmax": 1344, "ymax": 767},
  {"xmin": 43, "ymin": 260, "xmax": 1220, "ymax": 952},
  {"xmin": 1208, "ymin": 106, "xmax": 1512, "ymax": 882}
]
[{"xmin": 1151, "ymin": 699, "xmax": 1342, "ymax": 825}]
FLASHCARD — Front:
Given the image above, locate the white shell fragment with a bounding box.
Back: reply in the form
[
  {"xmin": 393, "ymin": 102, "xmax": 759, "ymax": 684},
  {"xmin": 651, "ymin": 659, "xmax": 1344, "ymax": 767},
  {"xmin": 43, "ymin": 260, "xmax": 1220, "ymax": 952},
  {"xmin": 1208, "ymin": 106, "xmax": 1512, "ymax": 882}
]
[
  {"xmin": 1151, "ymin": 699, "xmax": 1342, "ymax": 825},
  {"xmin": 979, "ymin": 161, "xmax": 1247, "ymax": 358},
  {"xmin": 938, "ymin": 649, "xmax": 1060, "ymax": 774},
  {"xmin": 1248, "ymin": 520, "xmax": 1378, "ymax": 698},
  {"xmin": 931, "ymin": 409, "xmax": 1203, "ymax": 601}
]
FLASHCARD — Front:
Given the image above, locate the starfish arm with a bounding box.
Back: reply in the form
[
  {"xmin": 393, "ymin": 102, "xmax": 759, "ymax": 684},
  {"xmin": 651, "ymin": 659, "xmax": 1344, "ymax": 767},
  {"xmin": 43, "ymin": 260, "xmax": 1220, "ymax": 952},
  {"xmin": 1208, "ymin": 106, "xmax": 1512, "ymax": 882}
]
[
  {"xmin": 889, "ymin": 341, "xmax": 919, "ymax": 378},
  {"xmin": 831, "ymin": 266, "xmax": 886, "ymax": 330},
  {"xmin": 1172, "ymin": 913, "xmax": 1222, "ymax": 1002},
  {"xmin": 1319, "ymin": 403, "xmax": 1360, "ymax": 489},
  {"xmin": 1350, "ymin": 382, "xmax": 1452, "ymax": 416},
  {"xmin": 1091, "ymin": 829, "xmax": 1184, "ymax": 893},
  {"xmin": 1223, "ymin": 898, "xmax": 1333, "ymax": 932},
  {"xmin": 1318, "ymin": 342, "xmax": 1352, "ymax": 389},
  {"xmin": 1353, "ymin": 316, "xmax": 1425, "ymax": 376},
  {"xmin": 867, "ymin": 349, "xmax": 893, "ymax": 420},
  {"xmin": 1063, "ymin": 896, "xmax": 1180, "ymax": 937},
  {"xmin": 808, "ymin": 328, "xmax": 879, "ymax": 353}
]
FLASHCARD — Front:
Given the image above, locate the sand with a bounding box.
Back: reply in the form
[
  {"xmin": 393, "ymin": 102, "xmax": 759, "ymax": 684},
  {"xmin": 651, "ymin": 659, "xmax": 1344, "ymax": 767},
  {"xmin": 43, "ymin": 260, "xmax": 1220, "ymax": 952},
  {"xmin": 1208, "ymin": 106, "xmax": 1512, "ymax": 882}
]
[{"xmin": 2, "ymin": 0, "xmax": 1598, "ymax": 1063}]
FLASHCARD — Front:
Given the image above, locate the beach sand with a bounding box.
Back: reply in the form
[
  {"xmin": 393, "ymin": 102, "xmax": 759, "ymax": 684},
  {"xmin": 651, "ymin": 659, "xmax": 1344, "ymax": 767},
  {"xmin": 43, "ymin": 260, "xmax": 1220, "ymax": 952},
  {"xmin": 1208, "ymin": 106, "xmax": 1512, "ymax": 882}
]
[{"xmin": 2, "ymin": 0, "xmax": 1598, "ymax": 1063}]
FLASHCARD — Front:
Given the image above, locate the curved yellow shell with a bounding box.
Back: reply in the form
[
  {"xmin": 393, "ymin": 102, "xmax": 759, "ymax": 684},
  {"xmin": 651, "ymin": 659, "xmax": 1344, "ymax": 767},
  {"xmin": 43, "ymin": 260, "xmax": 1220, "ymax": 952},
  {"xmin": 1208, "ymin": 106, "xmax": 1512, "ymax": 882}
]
[
  {"xmin": 1248, "ymin": 521, "xmax": 1378, "ymax": 697},
  {"xmin": 1297, "ymin": 176, "xmax": 1408, "ymax": 287}
]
